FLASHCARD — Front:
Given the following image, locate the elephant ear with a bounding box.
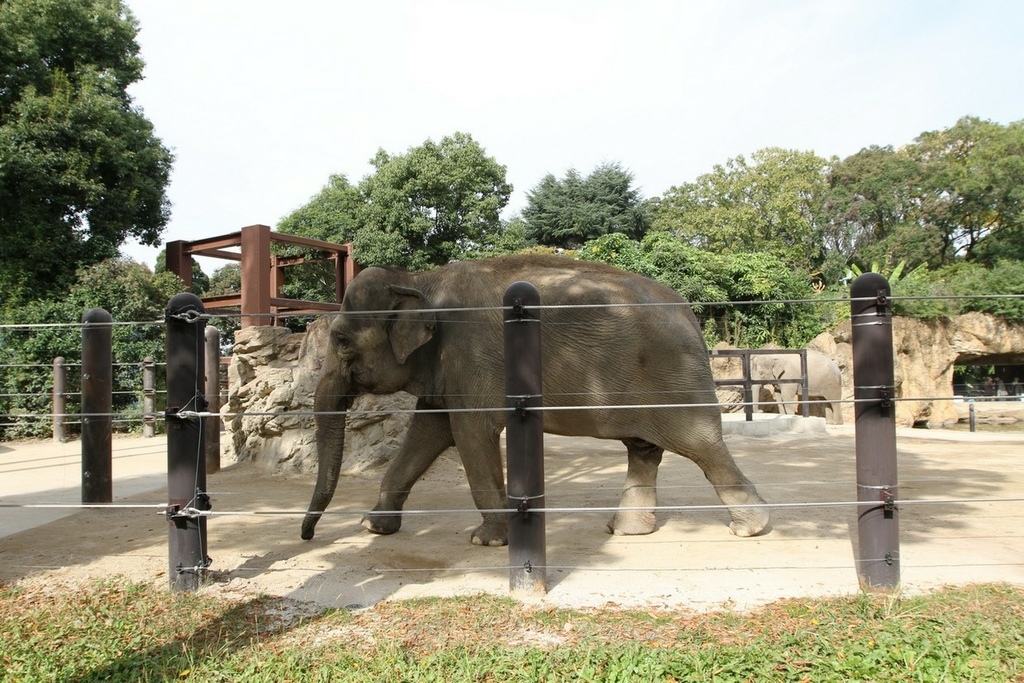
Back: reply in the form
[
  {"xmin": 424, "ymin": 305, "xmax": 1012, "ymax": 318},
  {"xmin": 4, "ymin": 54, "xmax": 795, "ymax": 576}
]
[{"xmin": 386, "ymin": 284, "xmax": 435, "ymax": 364}]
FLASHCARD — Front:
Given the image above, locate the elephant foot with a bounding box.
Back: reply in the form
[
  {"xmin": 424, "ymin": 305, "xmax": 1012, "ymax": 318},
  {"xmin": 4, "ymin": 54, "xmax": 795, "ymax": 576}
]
[
  {"xmin": 361, "ymin": 508, "xmax": 402, "ymax": 535},
  {"xmin": 606, "ymin": 510, "xmax": 657, "ymax": 536},
  {"xmin": 470, "ymin": 518, "xmax": 508, "ymax": 547},
  {"xmin": 727, "ymin": 504, "xmax": 771, "ymax": 537}
]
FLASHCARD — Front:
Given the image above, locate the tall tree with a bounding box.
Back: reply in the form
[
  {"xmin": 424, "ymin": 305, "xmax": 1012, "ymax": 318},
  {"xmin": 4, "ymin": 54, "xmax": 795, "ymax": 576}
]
[
  {"xmin": 356, "ymin": 132, "xmax": 511, "ymax": 269},
  {"xmin": 652, "ymin": 148, "xmax": 831, "ymax": 274},
  {"xmin": 277, "ymin": 133, "xmax": 511, "ymax": 271},
  {"xmin": 523, "ymin": 161, "xmax": 651, "ymax": 249},
  {"xmin": 909, "ymin": 117, "xmax": 1024, "ymax": 265},
  {"xmin": 824, "ymin": 145, "xmax": 922, "ymax": 270},
  {"xmin": 0, "ymin": 0, "xmax": 173, "ymax": 306}
]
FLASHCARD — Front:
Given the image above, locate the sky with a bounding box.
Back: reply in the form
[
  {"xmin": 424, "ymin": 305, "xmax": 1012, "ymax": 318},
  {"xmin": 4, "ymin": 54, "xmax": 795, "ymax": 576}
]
[{"xmin": 122, "ymin": 0, "xmax": 1024, "ymax": 269}]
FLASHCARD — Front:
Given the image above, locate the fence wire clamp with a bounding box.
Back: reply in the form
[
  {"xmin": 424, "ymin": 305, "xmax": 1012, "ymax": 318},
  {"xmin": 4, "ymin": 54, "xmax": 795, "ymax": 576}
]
[
  {"xmin": 166, "ymin": 309, "xmax": 204, "ymax": 324},
  {"xmin": 882, "ymin": 488, "xmax": 896, "ymax": 513},
  {"xmin": 875, "ymin": 289, "xmax": 889, "ymax": 307},
  {"xmin": 510, "ymin": 494, "xmax": 542, "ymax": 516},
  {"xmin": 176, "ymin": 556, "xmax": 213, "ymax": 576},
  {"xmin": 879, "ymin": 388, "xmax": 894, "ymax": 409}
]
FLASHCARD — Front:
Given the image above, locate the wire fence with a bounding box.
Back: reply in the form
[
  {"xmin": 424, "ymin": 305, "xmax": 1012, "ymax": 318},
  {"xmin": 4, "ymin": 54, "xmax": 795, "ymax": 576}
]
[{"xmin": 1, "ymin": 289, "xmax": 1022, "ymax": 597}]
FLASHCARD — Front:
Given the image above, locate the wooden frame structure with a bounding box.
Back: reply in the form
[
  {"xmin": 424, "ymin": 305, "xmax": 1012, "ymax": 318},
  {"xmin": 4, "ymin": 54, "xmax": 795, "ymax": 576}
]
[{"xmin": 166, "ymin": 224, "xmax": 360, "ymax": 328}]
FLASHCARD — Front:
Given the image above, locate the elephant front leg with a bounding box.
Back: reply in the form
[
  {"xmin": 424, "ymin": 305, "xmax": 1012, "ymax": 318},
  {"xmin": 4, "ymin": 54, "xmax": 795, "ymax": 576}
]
[
  {"xmin": 450, "ymin": 418, "xmax": 508, "ymax": 547},
  {"xmin": 363, "ymin": 406, "xmax": 455, "ymax": 535},
  {"xmin": 608, "ymin": 438, "xmax": 664, "ymax": 535}
]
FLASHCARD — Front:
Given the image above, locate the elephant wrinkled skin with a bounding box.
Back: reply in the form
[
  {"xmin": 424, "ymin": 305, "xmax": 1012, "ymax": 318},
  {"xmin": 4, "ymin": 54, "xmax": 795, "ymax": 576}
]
[{"xmin": 301, "ymin": 255, "xmax": 770, "ymax": 546}]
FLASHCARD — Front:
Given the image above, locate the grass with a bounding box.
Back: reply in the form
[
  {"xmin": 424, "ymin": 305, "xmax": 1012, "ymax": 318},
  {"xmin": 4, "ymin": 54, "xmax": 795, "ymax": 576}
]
[{"xmin": 0, "ymin": 580, "xmax": 1022, "ymax": 682}]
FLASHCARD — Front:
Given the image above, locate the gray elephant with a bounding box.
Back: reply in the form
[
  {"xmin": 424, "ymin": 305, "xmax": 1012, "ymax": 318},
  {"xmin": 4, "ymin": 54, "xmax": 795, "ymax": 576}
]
[
  {"xmin": 301, "ymin": 254, "xmax": 770, "ymax": 546},
  {"xmin": 750, "ymin": 349, "xmax": 843, "ymax": 424}
]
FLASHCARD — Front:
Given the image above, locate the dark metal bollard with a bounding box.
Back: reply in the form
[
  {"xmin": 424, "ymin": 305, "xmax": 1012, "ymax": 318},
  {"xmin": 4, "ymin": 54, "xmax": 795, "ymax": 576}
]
[
  {"xmin": 504, "ymin": 281, "xmax": 546, "ymax": 595},
  {"xmin": 165, "ymin": 293, "xmax": 211, "ymax": 592},
  {"xmin": 850, "ymin": 273, "xmax": 900, "ymax": 591},
  {"xmin": 53, "ymin": 356, "xmax": 67, "ymax": 443},
  {"xmin": 204, "ymin": 326, "xmax": 221, "ymax": 474},
  {"xmin": 81, "ymin": 309, "xmax": 113, "ymax": 503}
]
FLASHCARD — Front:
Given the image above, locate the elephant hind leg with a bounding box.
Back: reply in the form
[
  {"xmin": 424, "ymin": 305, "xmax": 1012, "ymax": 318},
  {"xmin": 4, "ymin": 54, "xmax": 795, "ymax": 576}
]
[
  {"xmin": 663, "ymin": 425, "xmax": 770, "ymax": 537},
  {"xmin": 608, "ymin": 438, "xmax": 663, "ymax": 536}
]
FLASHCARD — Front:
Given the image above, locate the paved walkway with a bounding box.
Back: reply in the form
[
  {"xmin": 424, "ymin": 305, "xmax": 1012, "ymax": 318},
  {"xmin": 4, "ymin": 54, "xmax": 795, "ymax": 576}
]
[{"xmin": 0, "ymin": 436, "xmax": 167, "ymax": 537}]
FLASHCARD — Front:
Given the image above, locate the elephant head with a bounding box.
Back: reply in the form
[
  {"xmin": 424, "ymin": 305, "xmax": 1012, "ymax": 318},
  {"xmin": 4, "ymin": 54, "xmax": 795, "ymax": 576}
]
[{"xmin": 300, "ymin": 268, "xmax": 436, "ymax": 540}]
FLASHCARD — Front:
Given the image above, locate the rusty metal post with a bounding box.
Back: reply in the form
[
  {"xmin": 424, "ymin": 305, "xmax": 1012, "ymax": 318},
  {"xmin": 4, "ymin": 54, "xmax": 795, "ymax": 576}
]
[
  {"xmin": 504, "ymin": 281, "xmax": 546, "ymax": 595},
  {"xmin": 165, "ymin": 293, "xmax": 211, "ymax": 592},
  {"xmin": 204, "ymin": 326, "xmax": 221, "ymax": 474},
  {"xmin": 53, "ymin": 356, "xmax": 67, "ymax": 443},
  {"xmin": 142, "ymin": 356, "xmax": 156, "ymax": 438},
  {"xmin": 81, "ymin": 309, "xmax": 113, "ymax": 503},
  {"xmin": 850, "ymin": 273, "xmax": 900, "ymax": 591},
  {"xmin": 240, "ymin": 224, "xmax": 272, "ymax": 328}
]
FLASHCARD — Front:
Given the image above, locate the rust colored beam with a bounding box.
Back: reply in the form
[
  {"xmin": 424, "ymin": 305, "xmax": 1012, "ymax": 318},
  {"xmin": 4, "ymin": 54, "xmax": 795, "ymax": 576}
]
[{"xmin": 240, "ymin": 225, "xmax": 272, "ymax": 328}]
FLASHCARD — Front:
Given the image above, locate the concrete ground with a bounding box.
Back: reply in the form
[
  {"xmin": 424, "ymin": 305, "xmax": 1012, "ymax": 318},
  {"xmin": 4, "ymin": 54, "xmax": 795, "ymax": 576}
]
[{"xmin": 1, "ymin": 413, "xmax": 1021, "ymax": 612}]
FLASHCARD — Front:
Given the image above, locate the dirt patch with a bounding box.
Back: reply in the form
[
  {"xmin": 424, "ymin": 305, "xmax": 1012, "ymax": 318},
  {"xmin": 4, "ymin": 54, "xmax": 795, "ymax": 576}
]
[{"xmin": 1, "ymin": 426, "xmax": 1022, "ymax": 612}]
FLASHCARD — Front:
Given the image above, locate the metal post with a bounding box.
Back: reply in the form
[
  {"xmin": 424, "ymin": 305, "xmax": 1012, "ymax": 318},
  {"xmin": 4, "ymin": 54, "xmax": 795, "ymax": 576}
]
[
  {"xmin": 503, "ymin": 281, "xmax": 546, "ymax": 595},
  {"xmin": 741, "ymin": 351, "xmax": 753, "ymax": 421},
  {"xmin": 165, "ymin": 293, "xmax": 211, "ymax": 592},
  {"xmin": 850, "ymin": 272, "xmax": 900, "ymax": 591},
  {"xmin": 204, "ymin": 326, "xmax": 221, "ymax": 474},
  {"xmin": 53, "ymin": 356, "xmax": 67, "ymax": 443},
  {"xmin": 142, "ymin": 356, "xmax": 156, "ymax": 438},
  {"xmin": 798, "ymin": 349, "xmax": 810, "ymax": 418},
  {"xmin": 81, "ymin": 309, "xmax": 113, "ymax": 503},
  {"xmin": 968, "ymin": 399, "xmax": 977, "ymax": 433}
]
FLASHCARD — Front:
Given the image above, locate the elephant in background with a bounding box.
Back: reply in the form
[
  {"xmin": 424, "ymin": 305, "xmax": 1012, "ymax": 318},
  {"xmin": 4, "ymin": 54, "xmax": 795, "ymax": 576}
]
[
  {"xmin": 750, "ymin": 348, "xmax": 843, "ymax": 424},
  {"xmin": 301, "ymin": 254, "xmax": 770, "ymax": 546}
]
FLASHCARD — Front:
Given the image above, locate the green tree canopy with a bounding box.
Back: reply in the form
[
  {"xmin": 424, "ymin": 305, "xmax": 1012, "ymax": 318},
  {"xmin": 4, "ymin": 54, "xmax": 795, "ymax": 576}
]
[
  {"xmin": 0, "ymin": 258, "xmax": 183, "ymax": 438},
  {"xmin": 278, "ymin": 133, "xmax": 511, "ymax": 271},
  {"xmin": 0, "ymin": 0, "xmax": 173, "ymax": 306},
  {"xmin": 652, "ymin": 148, "xmax": 832, "ymax": 276},
  {"xmin": 580, "ymin": 232, "xmax": 823, "ymax": 347},
  {"xmin": 356, "ymin": 132, "xmax": 511, "ymax": 269},
  {"xmin": 824, "ymin": 145, "xmax": 922, "ymax": 271},
  {"xmin": 522, "ymin": 162, "xmax": 651, "ymax": 249},
  {"xmin": 910, "ymin": 117, "xmax": 1024, "ymax": 266}
]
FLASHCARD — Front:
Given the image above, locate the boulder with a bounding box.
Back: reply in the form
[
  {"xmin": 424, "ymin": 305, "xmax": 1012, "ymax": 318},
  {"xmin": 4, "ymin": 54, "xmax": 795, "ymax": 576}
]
[{"xmin": 223, "ymin": 319, "xmax": 415, "ymax": 475}]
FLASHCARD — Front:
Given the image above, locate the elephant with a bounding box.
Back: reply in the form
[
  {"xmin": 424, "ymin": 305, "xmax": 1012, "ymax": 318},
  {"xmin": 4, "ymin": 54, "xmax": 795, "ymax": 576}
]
[
  {"xmin": 301, "ymin": 254, "xmax": 770, "ymax": 546},
  {"xmin": 750, "ymin": 348, "xmax": 843, "ymax": 424}
]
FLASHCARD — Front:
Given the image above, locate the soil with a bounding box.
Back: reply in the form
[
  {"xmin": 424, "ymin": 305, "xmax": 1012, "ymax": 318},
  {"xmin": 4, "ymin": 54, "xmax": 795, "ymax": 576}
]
[{"xmin": 1, "ymin": 416, "xmax": 1022, "ymax": 613}]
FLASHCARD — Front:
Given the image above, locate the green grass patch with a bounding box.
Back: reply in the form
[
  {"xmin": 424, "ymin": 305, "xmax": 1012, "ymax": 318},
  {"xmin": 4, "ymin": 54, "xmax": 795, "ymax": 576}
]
[{"xmin": 0, "ymin": 580, "xmax": 1021, "ymax": 681}]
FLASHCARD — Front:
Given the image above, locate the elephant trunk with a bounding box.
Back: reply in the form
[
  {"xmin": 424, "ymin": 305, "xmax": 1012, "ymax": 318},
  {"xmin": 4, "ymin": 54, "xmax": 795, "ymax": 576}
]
[{"xmin": 300, "ymin": 365, "xmax": 351, "ymax": 540}]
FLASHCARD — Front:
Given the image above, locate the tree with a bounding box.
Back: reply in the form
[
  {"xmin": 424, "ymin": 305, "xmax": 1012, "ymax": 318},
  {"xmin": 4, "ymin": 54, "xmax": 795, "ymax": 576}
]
[
  {"xmin": 0, "ymin": 258, "xmax": 183, "ymax": 438},
  {"xmin": 579, "ymin": 232, "xmax": 823, "ymax": 347},
  {"xmin": 522, "ymin": 162, "xmax": 651, "ymax": 249},
  {"xmin": 909, "ymin": 117, "xmax": 1024, "ymax": 266},
  {"xmin": 275, "ymin": 173, "xmax": 362, "ymax": 244},
  {"xmin": 277, "ymin": 133, "xmax": 510, "ymax": 271},
  {"xmin": 0, "ymin": 0, "xmax": 173, "ymax": 306},
  {"xmin": 652, "ymin": 148, "xmax": 831, "ymax": 274},
  {"xmin": 823, "ymin": 145, "xmax": 923, "ymax": 274},
  {"xmin": 356, "ymin": 132, "xmax": 511, "ymax": 269}
]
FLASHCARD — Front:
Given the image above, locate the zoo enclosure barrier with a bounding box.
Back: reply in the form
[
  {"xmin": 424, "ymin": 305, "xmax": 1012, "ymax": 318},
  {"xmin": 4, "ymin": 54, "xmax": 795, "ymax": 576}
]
[
  {"xmin": 709, "ymin": 348, "xmax": 810, "ymax": 421},
  {"xmin": 3, "ymin": 284, "xmax": 1022, "ymax": 597},
  {"xmin": 152, "ymin": 275, "xmax": 900, "ymax": 594}
]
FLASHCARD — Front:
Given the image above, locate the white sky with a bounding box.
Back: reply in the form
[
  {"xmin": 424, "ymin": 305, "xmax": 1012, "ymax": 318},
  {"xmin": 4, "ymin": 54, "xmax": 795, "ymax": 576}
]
[{"xmin": 122, "ymin": 0, "xmax": 1024, "ymax": 269}]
